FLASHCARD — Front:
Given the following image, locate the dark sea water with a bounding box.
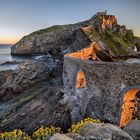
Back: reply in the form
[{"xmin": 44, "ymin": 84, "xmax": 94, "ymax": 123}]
[
  {"xmin": 0, "ymin": 44, "xmax": 43, "ymax": 70},
  {"xmin": 0, "ymin": 44, "xmax": 36, "ymax": 64}
]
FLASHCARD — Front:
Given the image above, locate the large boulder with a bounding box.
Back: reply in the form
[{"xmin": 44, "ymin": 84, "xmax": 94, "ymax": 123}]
[
  {"xmin": 49, "ymin": 123, "xmax": 134, "ymax": 140},
  {"xmin": 79, "ymin": 123, "xmax": 133, "ymax": 140},
  {"xmin": 123, "ymin": 120, "xmax": 140, "ymax": 140}
]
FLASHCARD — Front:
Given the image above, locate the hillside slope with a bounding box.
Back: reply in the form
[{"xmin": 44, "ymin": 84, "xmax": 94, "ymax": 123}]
[{"xmin": 11, "ymin": 12, "xmax": 139, "ymax": 56}]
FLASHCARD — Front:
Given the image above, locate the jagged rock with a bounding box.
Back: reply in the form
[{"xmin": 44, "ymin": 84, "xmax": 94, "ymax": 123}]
[
  {"xmin": 0, "ymin": 70, "xmax": 13, "ymax": 99},
  {"xmin": 118, "ymin": 25, "xmax": 127, "ymax": 37},
  {"xmin": 0, "ymin": 61, "xmax": 50, "ymax": 101},
  {"xmin": 123, "ymin": 120, "xmax": 140, "ymax": 140},
  {"xmin": 1, "ymin": 11, "xmax": 140, "ymax": 134},
  {"xmin": 0, "ymin": 55, "xmax": 66, "ymax": 133},
  {"xmin": 66, "ymin": 40, "xmax": 115, "ymax": 62},
  {"xmin": 101, "ymin": 15, "xmax": 117, "ymax": 32},
  {"xmin": 0, "ymin": 76, "xmax": 65, "ymax": 133},
  {"xmin": 11, "ymin": 27, "xmax": 90, "ymax": 56},
  {"xmin": 11, "ymin": 13, "xmax": 137, "ymax": 57},
  {"xmin": 79, "ymin": 123, "xmax": 133, "ymax": 140}
]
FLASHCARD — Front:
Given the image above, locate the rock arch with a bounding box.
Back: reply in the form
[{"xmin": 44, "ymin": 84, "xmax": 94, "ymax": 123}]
[
  {"xmin": 135, "ymin": 42, "xmax": 140, "ymax": 51},
  {"xmin": 76, "ymin": 70, "xmax": 86, "ymax": 89},
  {"xmin": 120, "ymin": 88, "xmax": 140, "ymax": 127}
]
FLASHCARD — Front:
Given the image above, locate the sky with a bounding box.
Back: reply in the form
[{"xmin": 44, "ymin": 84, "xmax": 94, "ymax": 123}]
[{"xmin": 0, "ymin": 0, "xmax": 140, "ymax": 44}]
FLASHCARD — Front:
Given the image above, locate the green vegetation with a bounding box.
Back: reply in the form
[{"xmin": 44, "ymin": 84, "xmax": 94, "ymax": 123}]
[
  {"xmin": 83, "ymin": 27, "xmax": 100, "ymax": 41},
  {"xmin": 83, "ymin": 25, "xmax": 135, "ymax": 55},
  {"xmin": 0, "ymin": 129, "xmax": 31, "ymax": 140},
  {"xmin": 1, "ymin": 109, "xmax": 16, "ymax": 125},
  {"xmin": 101, "ymin": 30, "xmax": 135, "ymax": 54},
  {"xmin": 1, "ymin": 95, "xmax": 34, "ymax": 125},
  {"xmin": 33, "ymin": 126, "xmax": 61, "ymax": 140},
  {"xmin": 68, "ymin": 117, "xmax": 101, "ymax": 133},
  {"xmin": 14, "ymin": 95, "xmax": 34, "ymax": 106},
  {"xmin": 29, "ymin": 24, "xmax": 72, "ymax": 36}
]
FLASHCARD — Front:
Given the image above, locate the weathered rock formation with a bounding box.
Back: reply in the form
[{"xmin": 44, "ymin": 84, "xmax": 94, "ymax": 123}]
[
  {"xmin": 0, "ymin": 59, "xmax": 65, "ymax": 133},
  {"xmin": 63, "ymin": 55, "xmax": 140, "ymax": 127},
  {"xmin": 11, "ymin": 13, "xmax": 138, "ymax": 57},
  {"xmin": 0, "ymin": 61, "xmax": 50, "ymax": 101},
  {"xmin": 0, "ymin": 12, "xmax": 140, "ymax": 135},
  {"xmin": 11, "ymin": 27, "xmax": 90, "ymax": 56},
  {"xmin": 101, "ymin": 15, "xmax": 117, "ymax": 32},
  {"xmin": 66, "ymin": 41, "xmax": 115, "ymax": 62}
]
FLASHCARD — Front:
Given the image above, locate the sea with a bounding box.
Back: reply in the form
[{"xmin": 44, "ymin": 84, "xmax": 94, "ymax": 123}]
[
  {"xmin": 0, "ymin": 44, "xmax": 43, "ymax": 71},
  {"xmin": 0, "ymin": 44, "xmax": 140, "ymax": 71}
]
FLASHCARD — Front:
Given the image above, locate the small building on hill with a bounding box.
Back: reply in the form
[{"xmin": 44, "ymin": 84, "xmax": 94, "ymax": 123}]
[{"xmin": 96, "ymin": 10, "xmax": 107, "ymax": 16}]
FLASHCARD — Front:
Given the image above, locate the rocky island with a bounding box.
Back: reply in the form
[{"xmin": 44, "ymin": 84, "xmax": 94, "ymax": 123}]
[{"xmin": 0, "ymin": 12, "xmax": 140, "ymax": 140}]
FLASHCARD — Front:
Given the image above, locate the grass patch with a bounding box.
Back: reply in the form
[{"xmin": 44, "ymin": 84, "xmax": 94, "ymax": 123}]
[
  {"xmin": 83, "ymin": 27, "xmax": 100, "ymax": 41},
  {"xmin": 1, "ymin": 95, "xmax": 34, "ymax": 125},
  {"xmin": 29, "ymin": 24, "xmax": 72, "ymax": 36},
  {"xmin": 14, "ymin": 95, "xmax": 34, "ymax": 106},
  {"xmin": 101, "ymin": 30, "xmax": 135, "ymax": 54}
]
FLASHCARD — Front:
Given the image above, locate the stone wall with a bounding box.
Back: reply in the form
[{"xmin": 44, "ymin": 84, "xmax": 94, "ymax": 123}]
[{"xmin": 63, "ymin": 56, "xmax": 140, "ymax": 126}]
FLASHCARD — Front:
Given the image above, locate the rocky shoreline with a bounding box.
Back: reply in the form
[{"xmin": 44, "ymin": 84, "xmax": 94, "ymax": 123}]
[{"xmin": 0, "ymin": 12, "xmax": 140, "ymax": 140}]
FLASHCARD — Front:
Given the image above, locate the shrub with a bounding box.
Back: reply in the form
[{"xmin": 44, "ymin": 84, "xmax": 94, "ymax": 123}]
[
  {"xmin": 32, "ymin": 126, "xmax": 61, "ymax": 140},
  {"xmin": 0, "ymin": 129, "xmax": 31, "ymax": 140},
  {"xmin": 68, "ymin": 118, "xmax": 101, "ymax": 133},
  {"xmin": 0, "ymin": 118, "xmax": 101, "ymax": 139}
]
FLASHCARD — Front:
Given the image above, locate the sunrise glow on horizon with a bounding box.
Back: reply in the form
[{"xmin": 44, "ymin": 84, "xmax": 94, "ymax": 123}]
[
  {"xmin": 0, "ymin": 35, "xmax": 22, "ymax": 44},
  {"xmin": 0, "ymin": 0, "xmax": 140, "ymax": 44},
  {"xmin": 1, "ymin": 31, "xmax": 140, "ymax": 45}
]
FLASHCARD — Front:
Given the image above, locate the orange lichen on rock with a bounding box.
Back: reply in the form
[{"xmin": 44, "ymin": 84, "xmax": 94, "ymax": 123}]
[
  {"xmin": 66, "ymin": 41, "xmax": 101, "ymax": 61},
  {"xmin": 101, "ymin": 16, "xmax": 117, "ymax": 32},
  {"xmin": 76, "ymin": 70, "xmax": 86, "ymax": 88},
  {"xmin": 120, "ymin": 89, "xmax": 140, "ymax": 128}
]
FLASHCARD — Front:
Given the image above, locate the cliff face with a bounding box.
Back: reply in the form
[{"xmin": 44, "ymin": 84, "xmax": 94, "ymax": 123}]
[
  {"xmin": 101, "ymin": 15, "xmax": 117, "ymax": 32},
  {"xmin": 11, "ymin": 13, "xmax": 137, "ymax": 56},
  {"xmin": 11, "ymin": 26, "xmax": 90, "ymax": 56}
]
